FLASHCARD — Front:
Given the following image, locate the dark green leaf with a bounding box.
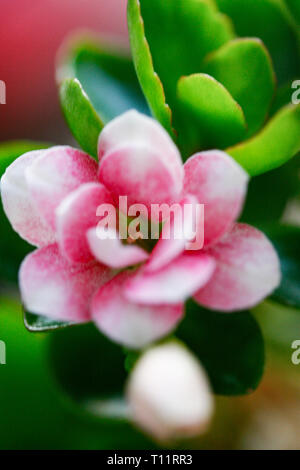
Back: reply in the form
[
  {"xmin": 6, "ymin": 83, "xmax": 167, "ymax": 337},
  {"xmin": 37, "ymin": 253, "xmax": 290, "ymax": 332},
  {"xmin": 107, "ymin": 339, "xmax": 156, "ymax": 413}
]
[
  {"xmin": 24, "ymin": 310, "xmax": 73, "ymax": 332},
  {"xmin": 215, "ymin": 0, "xmax": 300, "ymax": 85},
  {"xmin": 240, "ymin": 154, "xmax": 300, "ymax": 227},
  {"xmin": 267, "ymin": 224, "xmax": 300, "ymax": 309},
  {"xmin": 228, "ymin": 104, "xmax": 300, "ymax": 175},
  {"xmin": 60, "ymin": 78, "xmax": 103, "ymax": 158},
  {"xmin": 203, "ymin": 38, "xmax": 276, "ymax": 136},
  {"xmin": 176, "ymin": 300, "xmax": 265, "ymax": 395},
  {"xmin": 285, "ymin": 0, "xmax": 300, "ymax": 26},
  {"xmin": 0, "ymin": 297, "xmax": 155, "ymax": 449},
  {"xmin": 49, "ymin": 323, "xmax": 128, "ymax": 419},
  {"xmin": 177, "ymin": 73, "xmax": 247, "ymax": 154}
]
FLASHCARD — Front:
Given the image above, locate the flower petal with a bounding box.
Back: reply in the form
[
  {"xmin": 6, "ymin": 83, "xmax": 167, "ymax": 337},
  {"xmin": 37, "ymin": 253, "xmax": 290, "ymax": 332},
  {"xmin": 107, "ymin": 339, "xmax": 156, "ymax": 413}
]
[
  {"xmin": 25, "ymin": 146, "xmax": 98, "ymax": 230},
  {"xmin": 0, "ymin": 150, "xmax": 55, "ymax": 247},
  {"xmin": 87, "ymin": 226, "xmax": 149, "ymax": 269},
  {"xmin": 20, "ymin": 244, "xmax": 112, "ymax": 323},
  {"xmin": 98, "ymin": 111, "xmax": 183, "ymax": 210},
  {"xmin": 56, "ymin": 182, "xmax": 114, "ymax": 264},
  {"xmin": 125, "ymin": 252, "xmax": 215, "ymax": 305},
  {"xmin": 126, "ymin": 342, "xmax": 214, "ymax": 442},
  {"xmin": 194, "ymin": 224, "xmax": 281, "ymax": 312},
  {"xmin": 184, "ymin": 150, "xmax": 249, "ymax": 247},
  {"xmin": 146, "ymin": 194, "xmax": 202, "ymax": 272},
  {"xmin": 98, "ymin": 110, "xmax": 182, "ymax": 182},
  {"xmin": 91, "ymin": 271, "xmax": 183, "ymax": 349}
]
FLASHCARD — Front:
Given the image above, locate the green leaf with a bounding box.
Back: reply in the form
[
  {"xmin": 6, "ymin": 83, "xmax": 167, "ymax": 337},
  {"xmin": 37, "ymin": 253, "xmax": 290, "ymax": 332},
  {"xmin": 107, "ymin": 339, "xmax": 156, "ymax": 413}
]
[
  {"xmin": 215, "ymin": 0, "xmax": 300, "ymax": 85},
  {"xmin": 58, "ymin": 37, "xmax": 149, "ymax": 126},
  {"xmin": 176, "ymin": 300, "xmax": 265, "ymax": 395},
  {"xmin": 49, "ymin": 323, "xmax": 129, "ymax": 419},
  {"xmin": 24, "ymin": 310, "xmax": 73, "ymax": 333},
  {"xmin": 0, "ymin": 141, "xmax": 49, "ymax": 284},
  {"xmin": 266, "ymin": 224, "xmax": 300, "ymax": 309},
  {"xmin": 241, "ymin": 155, "xmax": 300, "ymax": 227},
  {"xmin": 128, "ymin": 0, "xmax": 233, "ymax": 133},
  {"xmin": 203, "ymin": 38, "xmax": 276, "ymax": 136},
  {"xmin": 270, "ymin": 79, "xmax": 296, "ymax": 115},
  {"xmin": 0, "ymin": 297, "xmax": 154, "ymax": 449},
  {"xmin": 60, "ymin": 79, "xmax": 103, "ymax": 158},
  {"xmin": 228, "ymin": 104, "xmax": 300, "ymax": 175},
  {"xmin": 177, "ymin": 73, "xmax": 247, "ymax": 154},
  {"xmin": 285, "ymin": 0, "xmax": 300, "ymax": 25},
  {"xmin": 127, "ymin": 0, "xmax": 174, "ymax": 136}
]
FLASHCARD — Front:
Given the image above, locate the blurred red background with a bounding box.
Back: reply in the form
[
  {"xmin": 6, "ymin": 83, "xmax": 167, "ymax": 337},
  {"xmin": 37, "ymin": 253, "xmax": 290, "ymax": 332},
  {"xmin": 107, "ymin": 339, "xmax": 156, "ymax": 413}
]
[{"xmin": 0, "ymin": 0, "xmax": 127, "ymax": 142}]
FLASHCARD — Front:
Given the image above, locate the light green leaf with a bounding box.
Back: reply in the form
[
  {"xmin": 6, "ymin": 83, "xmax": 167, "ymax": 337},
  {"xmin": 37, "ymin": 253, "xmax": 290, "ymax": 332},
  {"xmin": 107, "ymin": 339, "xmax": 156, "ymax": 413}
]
[
  {"xmin": 203, "ymin": 38, "xmax": 276, "ymax": 136},
  {"xmin": 177, "ymin": 73, "xmax": 247, "ymax": 154},
  {"xmin": 24, "ymin": 310, "xmax": 73, "ymax": 332},
  {"xmin": 127, "ymin": 0, "xmax": 174, "ymax": 136},
  {"xmin": 176, "ymin": 300, "xmax": 265, "ymax": 395},
  {"xmin": 215, "ymin": 0, "xmax": 300, "ymax": 85},
  {"xmin": 228, "ymin": 104, "xmax": 300, "ymax": 175},
  {"xmin": 127, "ymin": 0, "xmax": 234, "ymax": 134},
  {"xmin": 60, "ymin": 79, "xmax": 103, "ymax": 158},
  {"xmin": 58, "ymin": 36, "xmax": 149, "ymax": 142}
]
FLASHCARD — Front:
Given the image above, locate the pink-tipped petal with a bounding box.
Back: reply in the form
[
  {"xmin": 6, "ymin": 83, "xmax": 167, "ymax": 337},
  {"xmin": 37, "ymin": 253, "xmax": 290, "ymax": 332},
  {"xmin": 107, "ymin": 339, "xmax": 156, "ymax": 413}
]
[
  {"xmin": 184, "ymin": 151, "xmax": 249, "ymax": 247},
  {"xmin": 99, "ymin": 143, "xmax": 182, "ymax": 213},
  {"xmin": 0, "ymin": 150, "xmax": 55, "ymax": 247},
  {"xmin": 194, "ymin": 224, "xmax": 281, "ymax": 312},
  {"xmin": 56, "ymin": 182, "xmax": 115, "ymax": 264},
  {"xmin": 20, "ymin": 244, "xmax": 112, "ymax": 323},
  {"xmin": 125, "ymin": 252, "xmax": 215, "ymax": 305},
  {"xmin": 98, "ymin": 110, "xmax": 183, "ymax": 184},
  {"xmin": 87, "ymin": 226, "xmax": 149, "ymax": 269},
  {"xmin": 25, "ymin": 146, "xmax": 98, "ymax": 230},
  {"xmin": 91, "ymin": 271, "xmax": 183, "ymax": 349},
  {"xmin": 146, "ymin": 194, "xmax": 202, "ymax": 273},
  {"xmin": 127, "ymin": 342, "xmax": 214, "ymax": 441}
]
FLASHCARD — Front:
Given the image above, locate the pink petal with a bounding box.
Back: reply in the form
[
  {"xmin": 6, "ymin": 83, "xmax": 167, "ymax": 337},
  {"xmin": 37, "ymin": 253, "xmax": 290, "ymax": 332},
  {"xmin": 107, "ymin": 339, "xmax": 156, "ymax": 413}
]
[
  {"xmin": 25, "ymin": 146, "xmax": 98, "ymax": 230},
  {"xmin": 98, "ymin": 110, "xmax": 183, "ymax": 183},
  {"xmin": 184, "ymin": 150, "xmax": 249, "ymax": 247},
  {"xmin": 194, "ymin": 224, "xmax": 281, "ymax": 312},
  {"xmin": 56, "ymin": 182, "xmax": 115, "ymax": 264},
  {"xmin": 125, "ymin": 252, "xmax": 215, "ymax": 305},
  {"xmin": 20, "ymin": 244, "xmax": 112, "ymax": 323},
  {"xmin": 91, "ymin": 271, "xmax": 183, "ymax": 349},
  {"xmin": 87, "ymin": 226, "xmax": 149, "ymax": 269},
  {"xmin": 146, "ymin": 194, "xmax": 202, "ymax": 273},
  {"xmin": 0, "ymin": 150, "xmax": 55, "ymax": 247},
  {"xmin": 127, "ymin": 342, "xmax": 214, "ymax": 441},
  {"xmin": 98, "ymin": 111, "xmax": 183, "ymax": 211}
]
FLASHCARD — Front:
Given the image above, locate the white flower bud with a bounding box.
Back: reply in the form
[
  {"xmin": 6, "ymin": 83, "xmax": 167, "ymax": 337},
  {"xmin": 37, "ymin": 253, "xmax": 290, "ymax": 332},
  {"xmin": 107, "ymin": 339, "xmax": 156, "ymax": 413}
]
[{"xmin": 126, "ymin": 341, "xmax": 214, "ymax": 442}]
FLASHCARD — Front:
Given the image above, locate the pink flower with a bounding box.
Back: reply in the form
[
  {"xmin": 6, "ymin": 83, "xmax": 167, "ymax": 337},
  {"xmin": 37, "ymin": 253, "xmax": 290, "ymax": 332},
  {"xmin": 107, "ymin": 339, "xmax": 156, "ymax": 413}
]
[{"xmin": 0, "ymin": 111, "xmax": 281, "ymax": 349}]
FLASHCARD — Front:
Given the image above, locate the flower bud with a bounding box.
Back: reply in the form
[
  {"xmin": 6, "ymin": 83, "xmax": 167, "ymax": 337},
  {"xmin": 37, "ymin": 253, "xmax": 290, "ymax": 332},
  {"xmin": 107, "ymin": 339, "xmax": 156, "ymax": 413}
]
[{"xmin": 126, "ymin": 341, "xmax": 214, "ymax": 442}]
